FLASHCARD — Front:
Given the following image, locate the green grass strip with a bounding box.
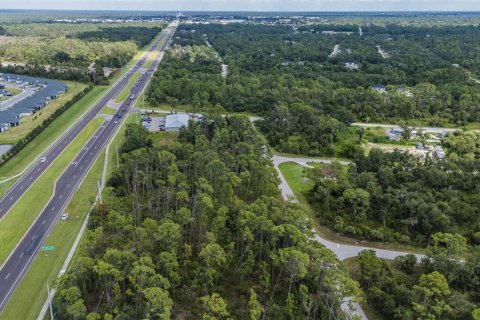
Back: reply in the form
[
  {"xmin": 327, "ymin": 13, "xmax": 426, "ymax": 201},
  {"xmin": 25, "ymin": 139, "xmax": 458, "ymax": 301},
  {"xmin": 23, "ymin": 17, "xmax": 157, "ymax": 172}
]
[
  {"xmin": 0, "ymin": 86, "xmax": 108, "ymax": 197},
  {"xmin": 0, "ymin": 118, "xmax": 104, "ymax": 266},
  {"xmin": 114, "ymin": 72, "xmax": 141, "ymax": 104},
  {"xmin": 0, "ymin": 114, "xmax": 137, "ymax": 320}
]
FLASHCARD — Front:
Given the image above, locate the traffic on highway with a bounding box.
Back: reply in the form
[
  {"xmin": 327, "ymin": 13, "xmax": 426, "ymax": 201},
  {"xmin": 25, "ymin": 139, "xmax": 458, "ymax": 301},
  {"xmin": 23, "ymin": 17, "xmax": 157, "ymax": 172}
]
[{"xmin": 0, "ymin": 22, "xmax": 177, "ymax": 312}]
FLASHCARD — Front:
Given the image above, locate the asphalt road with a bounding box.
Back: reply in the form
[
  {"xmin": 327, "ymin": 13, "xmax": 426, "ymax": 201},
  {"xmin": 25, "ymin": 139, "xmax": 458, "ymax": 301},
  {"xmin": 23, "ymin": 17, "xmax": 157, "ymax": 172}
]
[
  {"xmin": 273, "ymin": 154, "xmax": 425, "ymax": 320},
  {"xmin": 0, "ymin": 23, "xmax": 177, "ymax": 312},
  {"xmin": 272, "ymin": 155, "xmax": 425, "ymax": 261}
]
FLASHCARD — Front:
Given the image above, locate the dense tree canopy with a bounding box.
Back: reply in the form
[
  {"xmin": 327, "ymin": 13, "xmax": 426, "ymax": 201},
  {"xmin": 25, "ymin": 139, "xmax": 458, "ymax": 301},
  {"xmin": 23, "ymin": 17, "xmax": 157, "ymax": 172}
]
[
  {"xmin": 54, "ymin": 116, "xmax": 360, "ymax": 319},
  {"xmin": 308, "ymin": 149, "xmax": 480, "ymax": 245}
]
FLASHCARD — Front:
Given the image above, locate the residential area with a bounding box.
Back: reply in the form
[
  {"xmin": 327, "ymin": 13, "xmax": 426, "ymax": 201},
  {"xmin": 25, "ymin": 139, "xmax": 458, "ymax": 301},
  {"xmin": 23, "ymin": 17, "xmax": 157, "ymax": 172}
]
[{"xmin": 0, "ymin": 73, "xmax": 67, "ymax": 132}]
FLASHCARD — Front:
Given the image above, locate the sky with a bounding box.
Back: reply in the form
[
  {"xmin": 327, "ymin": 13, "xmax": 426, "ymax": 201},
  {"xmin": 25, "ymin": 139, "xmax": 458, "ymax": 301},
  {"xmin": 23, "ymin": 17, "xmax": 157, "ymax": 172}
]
[{"xmin": 2, "ymin": 0, "xmax": 480, "ymax": 12}]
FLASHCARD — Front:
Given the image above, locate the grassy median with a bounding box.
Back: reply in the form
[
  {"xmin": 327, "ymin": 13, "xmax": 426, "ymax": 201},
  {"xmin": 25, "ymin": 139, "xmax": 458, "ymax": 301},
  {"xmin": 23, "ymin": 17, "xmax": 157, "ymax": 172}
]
[
  {"xmin": 0, "ymin": 86, "xmax": 108, "ymax": 197},
  {"xmin": 114, "ymin": 72, "xmax": 141, "ymax": 104},
  {"xmin": 99, "ymin": 106, "xmax": 117, "ymax": 115},
  {"xmin": 0, "ymin": 114, "xmax": 136, "ymax": 320},
  {"xmin": 0, "ymin": 82, "xmax": 88, "ymax": 145},
  {"xmin": 0, "ymin": 118, "xmax": 104, "ymax": 266},
  {"xmin": 0, "ymin": 148, "xmax": 106, "ymax": 320}
]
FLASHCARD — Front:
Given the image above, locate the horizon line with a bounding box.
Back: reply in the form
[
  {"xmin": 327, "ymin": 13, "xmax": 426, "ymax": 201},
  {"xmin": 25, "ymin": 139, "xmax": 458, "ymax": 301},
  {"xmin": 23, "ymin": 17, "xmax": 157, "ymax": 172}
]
[{"xmin": 2, "ymin": 9, "xmax": 480, "ymax": 13}]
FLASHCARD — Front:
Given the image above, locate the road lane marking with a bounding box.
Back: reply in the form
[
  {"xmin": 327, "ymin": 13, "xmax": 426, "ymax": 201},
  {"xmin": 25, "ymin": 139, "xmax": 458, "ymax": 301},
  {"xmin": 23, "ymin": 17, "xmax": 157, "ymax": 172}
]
[{"xmin": 5, "ymin": 273, "xmax": 10, "ymax": 280}]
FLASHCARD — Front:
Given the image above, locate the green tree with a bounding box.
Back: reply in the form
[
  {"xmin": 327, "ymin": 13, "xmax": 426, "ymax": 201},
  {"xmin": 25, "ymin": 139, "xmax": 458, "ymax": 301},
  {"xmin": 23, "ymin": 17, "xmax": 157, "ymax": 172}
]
[{"xmin": 412, "ymin": 271, "xmax": 452, "ymax": 320}]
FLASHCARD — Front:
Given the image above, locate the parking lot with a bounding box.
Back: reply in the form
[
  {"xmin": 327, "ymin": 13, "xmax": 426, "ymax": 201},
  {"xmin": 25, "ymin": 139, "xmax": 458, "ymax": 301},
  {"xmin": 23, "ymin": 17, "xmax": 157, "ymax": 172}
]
[{"xmin": 142, "ymin": 116, "xmax": 166, "ymax": 132}]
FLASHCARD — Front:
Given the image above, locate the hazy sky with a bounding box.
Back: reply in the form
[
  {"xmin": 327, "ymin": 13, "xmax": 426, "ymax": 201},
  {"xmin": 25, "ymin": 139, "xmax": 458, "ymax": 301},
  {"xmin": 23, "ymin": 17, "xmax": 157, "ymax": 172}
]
[{"xmin": 2, "ymin": 0, "xmax": 480, "ymax": 11}]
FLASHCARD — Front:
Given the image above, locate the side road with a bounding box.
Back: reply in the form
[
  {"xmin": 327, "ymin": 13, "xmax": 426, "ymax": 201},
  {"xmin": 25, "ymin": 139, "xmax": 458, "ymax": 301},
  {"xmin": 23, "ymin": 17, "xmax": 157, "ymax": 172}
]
[
  {"xmin": 272, "ymin": 155, "xmax": 426, "ymax": 320},
  {"xmin": 272, "ymin": 155, "xmax": 425, "ymax": 261}
]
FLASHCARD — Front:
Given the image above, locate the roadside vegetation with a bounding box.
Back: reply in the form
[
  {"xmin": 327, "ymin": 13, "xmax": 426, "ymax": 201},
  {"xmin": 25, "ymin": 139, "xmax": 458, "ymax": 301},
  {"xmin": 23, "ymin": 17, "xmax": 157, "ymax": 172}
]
[
  {"xmin": 114, "ymin": 72, "xmax": 140, "ymax": 103},
  {"xmin": 0, "ymin": 113, "xmax": 139, "ymax": 320},
  {"xmin": 0, "ymin": 118, "xmax": 104, "ymax": 266},
  {"xmin": 53, "ymin": 115, "xmax": 360, "ymax": 319},
  {"xmin": 346, "ymin": 242, "xmax": 480, "ymax": 320},
  {"xmin": 0, "ymin": 82, "xmax": 88, "ymax": 145},
  {"xmin": 0, "ymin": 86, "xmax": 108, "ymax": 196},
  {"xmin": 0, "ymin": 22, "xmax": 164, "ymax": 83}
]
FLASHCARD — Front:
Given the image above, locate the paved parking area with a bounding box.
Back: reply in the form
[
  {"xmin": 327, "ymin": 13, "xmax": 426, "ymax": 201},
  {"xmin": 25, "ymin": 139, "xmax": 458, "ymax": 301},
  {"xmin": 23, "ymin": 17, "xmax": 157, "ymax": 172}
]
[{"xmin": 145, "ymin": 116, "xmax": 166, "ymax": 132}]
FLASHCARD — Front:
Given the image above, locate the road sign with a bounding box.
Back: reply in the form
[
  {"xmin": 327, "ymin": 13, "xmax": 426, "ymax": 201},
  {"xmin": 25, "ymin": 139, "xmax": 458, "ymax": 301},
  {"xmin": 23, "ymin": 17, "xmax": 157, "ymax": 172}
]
[{"xmin": 41, "ymin": 246, "xmax": 55, "ymax": 251}]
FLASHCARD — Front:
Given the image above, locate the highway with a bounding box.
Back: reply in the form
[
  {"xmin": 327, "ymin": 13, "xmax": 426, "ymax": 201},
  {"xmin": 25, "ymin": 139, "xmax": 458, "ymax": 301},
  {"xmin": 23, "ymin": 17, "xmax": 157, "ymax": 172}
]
[{"xmin": 0, "ymin": 22, "xmax": 177, "ymax": 312}]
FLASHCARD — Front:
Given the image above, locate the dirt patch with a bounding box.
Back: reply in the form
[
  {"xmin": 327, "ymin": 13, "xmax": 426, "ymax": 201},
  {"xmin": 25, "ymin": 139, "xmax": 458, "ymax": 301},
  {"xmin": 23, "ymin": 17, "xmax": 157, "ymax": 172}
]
[{"xmin": 0, "ymin": 36, "xmax": 15, "ymax": 45}]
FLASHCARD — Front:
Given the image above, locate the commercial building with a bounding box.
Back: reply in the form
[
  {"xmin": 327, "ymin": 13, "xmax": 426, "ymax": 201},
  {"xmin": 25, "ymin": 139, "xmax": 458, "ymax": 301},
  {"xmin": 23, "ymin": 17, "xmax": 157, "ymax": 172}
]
[{"xmin": 165, "ymin": 113, "xmax": 190, "ymax": 132}]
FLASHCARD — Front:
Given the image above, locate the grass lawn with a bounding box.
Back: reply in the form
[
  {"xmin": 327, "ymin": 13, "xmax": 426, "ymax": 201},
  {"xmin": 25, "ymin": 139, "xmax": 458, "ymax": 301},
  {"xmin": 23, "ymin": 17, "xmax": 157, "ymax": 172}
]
[
  {"xmin": 151, "ymin": 131, "xmax": 178, "ymax": 149},
  {"xmin": 108, "ymin": 31, "xmax": 166, "ymax": 85},
  {"xmin": 114, "ymin": 72, "xmax": 140, "ymax": 104},
  {"xmin": 0, "ymin": 86, "xmax": 107, "ymax": 197},
  {"xmin": 105, "ymin": 113, "xmax": 138, "ymax": 178},
  {"xmin": 278, "ymin": 162, "xmax": 315, "ymax": 200},
  {"xmin": 278, "ymin": 161, "xmax": 425, "ymax": 254},
  {"xmin": 464, "ymin": 122, "xmax": 480, "ymax": 130},
  {"xmin": 99, "ymin": 106, "xmax": 117, "ymax": 115},
  {"xmin": 0, "ymin": 87, "xmax": 22, "ymax": 102},
  {"xmin": 0, "ymin": 118, "xmax": 104, "ymax": 266},
  {"xmin": 144, "ymin": 32, "xmax": 168, "ymax": 69},
  {"xmin": 271, "ymin": 146, "xmax": 352, "ymax": 162},
  {"xmin": 0, "ymin": 114, "xmax": 140, "ymax": 320},
  {"xmin": 0, "ymin": 82, "xmax": 88, "ymax": 145},
  {"xmin": 0, "ymin": 148, "xmax": 106, "ymax": 320}
]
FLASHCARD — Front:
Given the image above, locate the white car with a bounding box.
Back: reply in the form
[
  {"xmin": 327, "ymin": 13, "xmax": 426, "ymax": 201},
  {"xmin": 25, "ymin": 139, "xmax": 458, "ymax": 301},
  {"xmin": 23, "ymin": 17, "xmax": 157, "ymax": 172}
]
[
  {"xmin": 61, "ymin": 213, "xmax": 69, "ymax": 220},
  {"xmin": 40, "ymin": 157, "xmax": 47, "ymax": 163}
]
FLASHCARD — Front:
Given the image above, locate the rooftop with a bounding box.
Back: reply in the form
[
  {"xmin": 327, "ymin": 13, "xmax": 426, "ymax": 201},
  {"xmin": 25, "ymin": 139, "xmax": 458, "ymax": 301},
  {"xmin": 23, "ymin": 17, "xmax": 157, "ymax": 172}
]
[{"xmin": 165, "ymin": 113, "xmax": 190, "ymax": 129}]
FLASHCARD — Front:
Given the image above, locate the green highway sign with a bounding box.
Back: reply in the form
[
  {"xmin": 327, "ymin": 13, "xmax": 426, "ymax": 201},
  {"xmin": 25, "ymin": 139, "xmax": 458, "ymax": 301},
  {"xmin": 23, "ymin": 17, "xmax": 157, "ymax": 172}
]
[{"xmin": 41, "ymin": 246, "xmax": 55, "ymax": 251}]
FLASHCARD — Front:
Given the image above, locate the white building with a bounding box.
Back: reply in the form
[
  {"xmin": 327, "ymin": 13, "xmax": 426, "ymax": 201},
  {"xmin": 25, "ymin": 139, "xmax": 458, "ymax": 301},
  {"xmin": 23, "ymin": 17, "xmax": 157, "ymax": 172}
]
[{"xmin": 165, "ymin": 114, "xmax": 190, "ymax": 132}]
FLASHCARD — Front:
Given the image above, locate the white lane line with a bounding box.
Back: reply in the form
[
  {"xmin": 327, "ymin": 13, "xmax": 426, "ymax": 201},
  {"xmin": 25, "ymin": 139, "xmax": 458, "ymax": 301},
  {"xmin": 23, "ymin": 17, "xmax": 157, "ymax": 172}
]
[{"xmin": 5, "ymin": 273, "xmax": 10, "ymax": 280}]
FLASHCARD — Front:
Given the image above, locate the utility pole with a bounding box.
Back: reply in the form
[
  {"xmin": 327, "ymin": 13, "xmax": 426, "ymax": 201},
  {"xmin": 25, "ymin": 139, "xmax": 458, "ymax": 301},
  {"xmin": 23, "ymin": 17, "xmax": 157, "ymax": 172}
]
[
  {"xmin": 47, "ymin": 283, "xmax": 54, "ymax": 320},
  {"xmin": 116, "ymin": 145, "xmax": 120, "ymax": 169}
]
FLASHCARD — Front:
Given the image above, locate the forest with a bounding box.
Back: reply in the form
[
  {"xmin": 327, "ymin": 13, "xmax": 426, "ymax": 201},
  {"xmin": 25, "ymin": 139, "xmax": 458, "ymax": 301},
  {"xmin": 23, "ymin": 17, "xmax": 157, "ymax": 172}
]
[
  {"xmin": 351, "ymin": 245, "xmax": 480, "ymax": 320},
  {"xmin": 73, "ymin": 26, "xmax": 162, "ymax": 48},
  {"xmin": 0, "ymin": 23, "xmax": 163, "ymax": 82},
  {"xmin": 53, "ymin": 116, "xmax": 360, "ymax": 319},
  {"xmin": 146, "ymin": 23, "xmax": 480, "ymax": 156},
  {"xmin": 308, "ymin": 149, "xmax": 480, "ymax": 246}
]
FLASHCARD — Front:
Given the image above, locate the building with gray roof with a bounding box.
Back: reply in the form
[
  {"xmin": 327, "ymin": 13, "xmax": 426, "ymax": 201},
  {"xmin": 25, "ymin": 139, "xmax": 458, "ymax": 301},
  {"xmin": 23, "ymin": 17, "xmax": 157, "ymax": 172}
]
[{"xmin": 0, "ymin": 73, "xmax": 67, "ymax": 130}]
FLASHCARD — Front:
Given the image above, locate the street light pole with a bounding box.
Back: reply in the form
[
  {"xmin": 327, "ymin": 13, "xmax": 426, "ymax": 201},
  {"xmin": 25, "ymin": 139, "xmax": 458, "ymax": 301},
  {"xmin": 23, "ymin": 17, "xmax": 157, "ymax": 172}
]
[{"xmin": 47, "ymin": 283, "xmax": 54, "ymax": 320}]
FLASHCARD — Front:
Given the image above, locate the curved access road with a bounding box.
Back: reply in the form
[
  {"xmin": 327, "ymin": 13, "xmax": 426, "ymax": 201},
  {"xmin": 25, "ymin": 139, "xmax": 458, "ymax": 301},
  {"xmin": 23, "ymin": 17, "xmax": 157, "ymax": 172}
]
[
  {"xmin": 0, "ymin": 22, "xmax": 177, "ymax": 313},
  {"xmin": 272, "ymin": 154, "xmax": 425, "ymax": 261},
  {"xmin": 273, "ymin": 155, "xmax": 425, "ymax": 320}
]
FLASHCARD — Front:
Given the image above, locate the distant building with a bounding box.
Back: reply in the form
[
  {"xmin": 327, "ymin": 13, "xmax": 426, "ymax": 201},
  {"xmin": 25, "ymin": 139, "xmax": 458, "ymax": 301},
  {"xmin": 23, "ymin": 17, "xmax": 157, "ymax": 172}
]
[
  {"xmin": 165, "ymin": 114, "xmax": 190, "ymax": 132},
  {"xmin": 372, "ymin": 84, "xmax": 386, "ymax": 92},
  {"xmin": 396, "ymin": 87, "xmax": 413, "ymax": 97},
  {"xmin": 435, "ymin": 146, "xmax": 446, "ymax": 160},
  {"xmin": 321, "ymin": 31, "xmax": 338, "ymax": 35},
  {"xmin": 345, "ymin": 62, "xmax": 359, "ymax": 70},
  {"xmin": 388, "ymin": 131, "xmax": 401, "ymax": 141},
  {"xmin": 417, "ymin": 141, "xmax": 424, "ymax": 150}
]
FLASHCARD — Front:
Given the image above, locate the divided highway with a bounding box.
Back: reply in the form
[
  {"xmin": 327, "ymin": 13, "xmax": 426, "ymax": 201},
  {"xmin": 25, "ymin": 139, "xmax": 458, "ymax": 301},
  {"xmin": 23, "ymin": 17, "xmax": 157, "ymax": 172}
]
[{"xmin": 0, "ymin": 22, "xmax": 177, "ymax": 312}]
